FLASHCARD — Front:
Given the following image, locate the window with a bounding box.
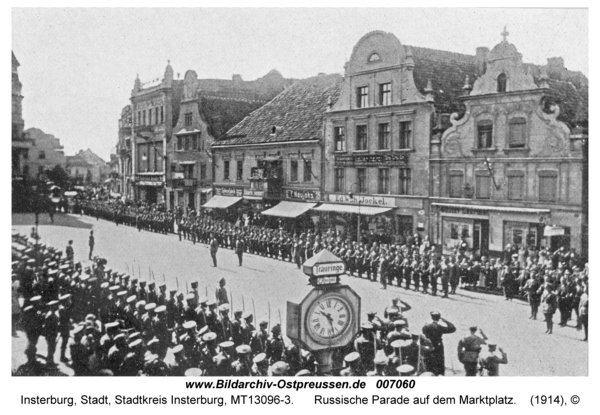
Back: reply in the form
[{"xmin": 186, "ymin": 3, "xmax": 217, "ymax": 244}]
[
  {"xmin": 184, "ymin": 136, "xmax": 190, "ymax": 151},
  {"xmin": 148, "ymin": 109, "xmax": 152, "ymax": 125},
  {"xmin": 290, "ymin": 160, "xmax": 298, "ymax": 182},
  {"xmin": 357, "ymin": 168, "xmax": 367, "ymax": 193},
  {"xmin": 200, "ymin": 164, "xmax": 207, "ymax": 181},
  {"xmin": 399, "ymin": 121, "xmax": 412, "ymax": 149},
  {"xmin": 449, "ymin": 173, "xmax": 464, "ymax": 198},
  {"xmin": 177, "ymin": 136, "xmax": 183, "ymax": 151},
  {"xmin": 185, "ymin": 113, "xmax": 193, "ymax": 127},
  {"xmin": 137, "ymin": 111, "xmax": 141, "ymax": 126},
  {"xmin": 183, "ymin": 164, "xmax": 194, "ymax": 179},
  {"xmin": 155, "ymin": 107, "xmax": 159, "ymax": 125},
  {"xmin": 224, "ymin": 161, "xmax": 230, "ymax": 180},
  {"xmin": 378, "ymin": 123, "xmax": 390, "ymax": 149},
  {"xmin": 160, "ymin": 106, "xmax": 164, "ymax": 123},
  {"xmin": 477, "ymin": 120, "xmax": 493, "ymax": 148},
  {"xmin": 236, "ymin": 160, "xmax": 243, "ymax": 180},
  {"xmin": 497, "ymin": 73, "xmax": 507, "ymax": 93},
  {"xmin": 539, "ymin": 174, "xmax": 557, "ymax": 202},
  {"xmin": 399, "ymin": 168, "xmax": 411, "ymax": 195},
  {"xmin": 368, "ymin": 53, "xmax": 381, "ymax": 62},
  {"xmin": 508, "ymin": 117, "xmax": 527, "ymax": 148},
  {"xmin": 334, "ymin": 168, "xmax": 345, "ymax": 192},
  {"xmin": 356, "ymin": 125, "xmax": 368, "ymax": 150},
  {"xmin": 356, "ymin": 86, "xmax": 369, "ymax": 108},
  {"xmin": 199, "ymin": 134, "xmax": 204, "ymax": 152},
  {"xmin": 379, "ymin": 83, "xmax": 391, "ymax": 106},
  {"xmin": 304, "ymin": 160, "xmax": 312, "ymax": 182},
  {"xmin": 507, "ymin": 174, "xmax": 524, "ymax": 200},
  {"xmin": 475, "ymin": 175, "xmax": 491, "ymax": 199},
  {"xmin": 143, "ymin": 110, "xmax": 146, "ymax": 125},
  {"xmin": 38, "ymin": 151, "xmax": 46, "ymax": 159},
  {"xmin": 378, "ymin": 168, "xmax": 389, "ymax": 194},
  {"xmin": 191, "ymin": 134, "xmax": 198, "ymax": 150},
  {"xmin": 334, "ymin": 127, "xmax": 346, "ymax": 151}
]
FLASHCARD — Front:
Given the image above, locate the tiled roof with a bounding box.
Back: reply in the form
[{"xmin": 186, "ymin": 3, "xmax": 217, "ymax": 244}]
[
  {"xmin": 215, "ymin": 74, "xmax": 342, "ymax": 146},
  {"xmin": 199, "ymin": 97, "xmax": 267, "ymax": 140},
  {"xmin": 408, "ymin": 45, "xmax": 588, "ymax": 126},
  {"xmin": 408, "ymin": 45, "xmax": 479, "ymax": 114}
]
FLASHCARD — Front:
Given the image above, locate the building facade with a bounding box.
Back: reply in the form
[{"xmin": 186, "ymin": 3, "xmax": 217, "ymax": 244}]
[
  {"xmin": 430, "ymin": 31, "xmax": 587, "ymax": 255},
  {"xmin": 12, "ymin": 52, "xmax": 33, "ymax": 179},
  {"xmin": 74, "ymin": 149, "xmax": 108, "ymax": 184},
  {"xmin": 212, "ymin": 74, "xmax": 342, "ymax": 229},
  {"xmin": 322, "ymin": 31, "xmax": 447, "ymax": 243},
  {"xmin": 24, "ymin": 128, "xmax": 67, "ymax": 177},
  {"xmin": 66, "ymin": 155, "xmax": 94, "ymax": 184},
  {"xmin": 116, "ymin": 105, "xmax": 133, "ymax": 198}
]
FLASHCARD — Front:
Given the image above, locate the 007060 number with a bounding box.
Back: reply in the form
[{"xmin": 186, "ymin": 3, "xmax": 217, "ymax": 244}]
[{"xmin": 376, "ymin": 379, "xmax": 416, "ymax": 389}]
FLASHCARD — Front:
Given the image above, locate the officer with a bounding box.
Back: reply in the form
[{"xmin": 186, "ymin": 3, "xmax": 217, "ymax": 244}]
[
  {"xmin": 457, "ymin": 326, "xmax": 488, "ymax": 376},
  {"xmin": 209, "ymin": 233, "xmax": 219, "ymax": 267},
  {"xmin": 58, "ymin": 293, "xmax": 73, "ymax": 363},
  {"xmin": 479, "ymin": 342, "xmax": 508, "ymax": 376},
  {"xmin": 66, "ymin": 240, "xmax": 74, "ymax": 263},
  {"xmin": 215, "ymin": 278, "xmax": 229, "ymax": 306},
  {"xmin": 421, "ymin": 311, "xmax": 456, "ymax": 376},
  {"xmin": 235, "ymin": 237, "xmax": 245, "ymax": 267},
  {"xmin": 88, "ymin": 231, "xmax": 95, "ymax": 260}
]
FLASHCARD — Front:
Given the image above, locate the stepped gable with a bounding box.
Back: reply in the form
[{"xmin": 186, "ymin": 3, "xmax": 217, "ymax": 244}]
[{"xmin": 216, "ymin": 73, "xmax": 342, "ymax": 146}]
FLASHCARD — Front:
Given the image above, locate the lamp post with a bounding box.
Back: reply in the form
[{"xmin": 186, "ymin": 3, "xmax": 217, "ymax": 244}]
[{"xmin": 348, "ymin": 183, "xmax": 361, "ymax": 243}]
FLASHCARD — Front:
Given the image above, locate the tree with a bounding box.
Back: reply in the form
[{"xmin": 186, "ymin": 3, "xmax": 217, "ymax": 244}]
[{"xmin": 46, "ymin": 165, "xmax": 70, "ymax": 188}]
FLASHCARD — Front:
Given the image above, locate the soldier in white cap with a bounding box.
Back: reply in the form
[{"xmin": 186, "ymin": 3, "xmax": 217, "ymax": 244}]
[
  {"xmin": 479, "ymin": 341, "xmax": 508, "ymax": 376},
  {"xmin": 340, "ymin": 352, "xmax": 362, "ymax": 376},
  {"xmin": 232, "ymin": 345, "xmax": 253, "ymax": 376},
  {"xmin": 251, "ymin": 353, "xmax": 269, "ymax": 376},
  {"xmin": 270, "ymin": 361, "xmax": 289, "ymax": 377},
  {"xmin": 367, "ymin": 350, "xmax": 389, "ymax": 376},
  {"xmin": 457, "ymin": 326, "xmax": 488, "ymax": 376}
]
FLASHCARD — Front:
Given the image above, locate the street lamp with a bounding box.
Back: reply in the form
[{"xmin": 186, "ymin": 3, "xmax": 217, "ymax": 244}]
[{"xmin": 348, "ymin": 183, "xmax": 361, "ymax": 243}]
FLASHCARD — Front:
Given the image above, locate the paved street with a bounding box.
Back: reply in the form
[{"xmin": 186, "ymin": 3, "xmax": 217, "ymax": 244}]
[{"xmin": 12, "ymin": 213, "xmax": 588, "ymax": 376}]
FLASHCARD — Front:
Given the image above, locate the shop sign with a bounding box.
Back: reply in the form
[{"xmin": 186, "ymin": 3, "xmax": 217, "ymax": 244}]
[
  {"xmin": 245, "ymin": 189, "xmax": 265, "ymax": 198},
  {"xmin": 437, "ymin": 205, "xmax": 488, "ymax": 217},
  {"xmin": 334, "ymin": 152, "xmax": 409, "ymax": 167},
  {"xmin": 285, "ymin": 189, "xmax": 320, "ymax": 201},
  {"xmin": 328, "ymin": 194, "xmax": 395, "ymax": 207},
  {"xmin": 544, "ymin": 226, "xmax": 565, "ymax": 237},
  {"xmin": 215, "ymin": 186, "xmax": 243, "ymax": 197}
]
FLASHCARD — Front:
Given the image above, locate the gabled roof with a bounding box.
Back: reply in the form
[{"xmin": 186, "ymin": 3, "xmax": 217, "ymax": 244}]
[
  {"xmin": 407, "ymin": 44, "xmax": 588, "ymax": 126},
  {"xmin": 216, "ymin": 74, "xmax": 342, "ymax": 147}
]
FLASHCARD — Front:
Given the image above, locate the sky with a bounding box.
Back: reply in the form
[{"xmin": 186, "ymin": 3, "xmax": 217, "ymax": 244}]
[{"xmin": 12, "ymin": 7, "xmax": 588, "ymax": 161}]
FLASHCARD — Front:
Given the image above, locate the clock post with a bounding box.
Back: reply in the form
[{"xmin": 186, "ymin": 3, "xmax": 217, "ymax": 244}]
[{"xmin": 286, "ymin": 250, "xmax": 361, "ymax": 375}]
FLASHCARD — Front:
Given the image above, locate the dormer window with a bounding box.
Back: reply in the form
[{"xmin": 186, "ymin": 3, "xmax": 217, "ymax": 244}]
[
  {"xmin": 497, "ymin": 73, "xmax": 507, "ymax": 93},
  {"xmin": 368, "ymin": 53, "xmax": 381, "ymax": 62}
]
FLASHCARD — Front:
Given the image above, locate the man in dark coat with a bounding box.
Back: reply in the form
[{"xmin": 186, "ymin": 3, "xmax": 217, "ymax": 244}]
[{"xmin": 421, "ymin": 311, "xmax": 456, "ymax": 376}]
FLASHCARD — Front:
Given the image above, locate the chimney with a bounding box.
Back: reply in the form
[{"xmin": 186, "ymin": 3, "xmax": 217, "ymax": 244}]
[
  {"xmin": 232, "ymin": 74, "xmax": 243, "ymax": 83},
  {"xmin": 476, "ymin": 47, "xmax": 489, "ymax": 75}
]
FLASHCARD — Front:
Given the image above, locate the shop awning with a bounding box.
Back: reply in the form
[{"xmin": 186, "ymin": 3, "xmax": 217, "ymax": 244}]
[
  {"xmin": 243, "ymin": 195, "xmax": 263, "ymax": 201},
  {"xmin": 312, "ymin": 203, "xmax": 393, "ymax": 216},
  {"xmin": 431, "ymin": 203, "xmax": 550, "ymax": 214},
  {"xmin": 200, "ymin": 188, "xmax": 213, "ymax": 194},
  {"xmin": 201, "ymin": 195, "xmax": 242, "ymax": 209},
  {"xmin": 261, "ymin": 201, "xmax": 317, "ymax": 218}
]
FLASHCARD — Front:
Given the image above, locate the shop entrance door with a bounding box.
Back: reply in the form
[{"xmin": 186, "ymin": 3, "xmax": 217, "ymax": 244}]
[
  {"xmin": 473, "ymin": 220, "xmax": 490, "ymax": 255},
  {"xmin": 146, "ymin": 187, "xmax": 157, "ymax": 204}
]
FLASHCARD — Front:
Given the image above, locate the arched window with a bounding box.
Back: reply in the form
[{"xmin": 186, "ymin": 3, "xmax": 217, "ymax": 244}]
[
  {"xmin": 368, "ymin": 53, "xmax": 381, "ymax": 62},
  {"xmin": 497, "ymin": 73, "xmax": 507, "ymax": 93}
]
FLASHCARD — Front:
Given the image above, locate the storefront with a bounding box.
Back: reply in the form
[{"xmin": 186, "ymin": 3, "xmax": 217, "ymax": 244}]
[{"xmin": 432, "ymin": 203, "xmax": 551, "ymax": 256}]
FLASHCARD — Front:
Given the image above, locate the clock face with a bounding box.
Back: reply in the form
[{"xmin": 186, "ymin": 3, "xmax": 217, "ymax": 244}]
[{"xmin": 306, "ymin": 293, "xmax": 352, "ymax": 343}]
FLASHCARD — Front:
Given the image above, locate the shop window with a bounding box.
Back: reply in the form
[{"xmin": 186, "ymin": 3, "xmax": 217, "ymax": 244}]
[
  {"xmin": 356, "ymin": 125, "xmax": 368, "ymax": 150},
  {"xmin": 508, "ymin": 117, "xmax": 527, "ymax": 148},
  {"xmin": 290, "ymin": 160, "xmax": 298, "ymax": 182},
  {"xmin": 378, "ymin": 168, "xmax": 389, "ymax": 194},
  {"xmin": 356, "ymin": 86, "xmax": 369, "ymax": 108},
  {"xmin": 449, "ymin": 172, "xmax": 464, "ymax": 198},
  {"xmin": 450, "ymin": 224, "xmax": 459, "ymax": 239},
  {"xmin": 399, "ymin": 121, "xmax": 412, "ymax": 149},
  {"xmin": 512, "ymin": 229, "xmax": 524, "ymax": 246},
  {"xmin": 475, "ymin": 175, "xmax": 491, "ymax": 199},
  {"xmin": 303, "ymin": 160, "xmax": 312, "ymax": 182},
  {"xmin": 334, "ymin": 168, "xmax": 345, "ymax": 192},
  {"xmin": 334, "ymin": 126, "xmax": 346, "ymax": 151},
  {"xmin": 237, "ymin": 160, "xmax": 243, "ymax": 181},
  {"xmin": 357, "ymin": 168, "xmax": 366, "ymax": 193},
  {"xmin": 399, "ymin": 168, "xmax": 411, "ymax": 195},
  {"xmin": 185, "ymin": 113, "xmax": 193, "ymax": 127},
  {"xmin": 378, "ymin": 123, "xmax": 390, "ymax": 149},
  {"xmin": 477, "ymin": 120, "xmax": 493, "ymax": 148},
  {"xmin": 224, "ymin": 160, "xmax": 230, "ymax": 180},
  {"xmin": 507, "ymin": 174, "xmax": 524, "ymax": 200},
  {"xmin": 539, "ymin": 173, "xmax": 557, "ymax": 202},
  {"xmin": 379, "ymin": 83, "xmax": 391, "ymax": 106}
]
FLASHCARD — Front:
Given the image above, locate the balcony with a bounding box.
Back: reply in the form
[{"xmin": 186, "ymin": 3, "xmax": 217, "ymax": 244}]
[{"xmin": 169, "ymin": 178, "xmax": 198, "ymax": 188}]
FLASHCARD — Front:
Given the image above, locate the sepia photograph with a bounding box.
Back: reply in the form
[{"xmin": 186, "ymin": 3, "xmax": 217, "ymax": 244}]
[{"xmin": 11, "ymin": 7, "xmax": 588, "ymax": 379}]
